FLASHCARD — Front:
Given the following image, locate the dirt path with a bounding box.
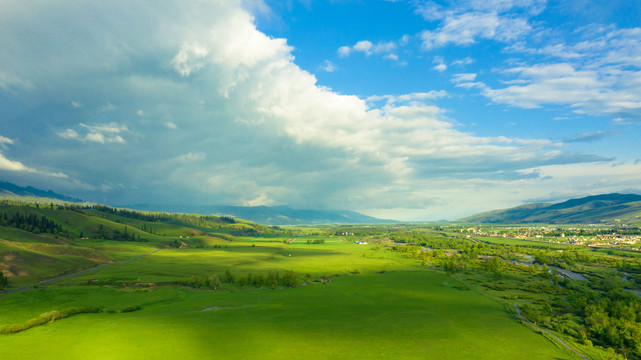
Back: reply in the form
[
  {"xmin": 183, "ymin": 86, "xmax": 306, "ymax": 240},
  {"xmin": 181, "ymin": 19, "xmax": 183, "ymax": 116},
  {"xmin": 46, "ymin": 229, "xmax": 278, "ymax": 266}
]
[
  {"xmin": 0, "ymin": 249, "xmax": 161, "ymax": 296},
  {"xmin": 514, "ymin": 304, "xmax": 589, "ymax": 360}
]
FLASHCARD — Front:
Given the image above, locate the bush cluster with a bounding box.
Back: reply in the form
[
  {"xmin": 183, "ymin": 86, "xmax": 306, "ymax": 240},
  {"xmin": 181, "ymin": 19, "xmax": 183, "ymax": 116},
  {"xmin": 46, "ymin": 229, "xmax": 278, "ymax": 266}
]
[
  {"xmin": 0, "ymin": 307, "xmax": 102, "ymax": 335},
  {"xmin": 182, "ymin": 270, "xmax": 300, "ymax": 290}
]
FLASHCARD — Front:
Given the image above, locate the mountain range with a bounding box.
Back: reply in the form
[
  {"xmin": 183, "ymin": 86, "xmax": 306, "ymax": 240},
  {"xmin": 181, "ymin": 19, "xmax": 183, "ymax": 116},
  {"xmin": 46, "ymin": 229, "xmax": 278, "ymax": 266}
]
[
  {"xmin": 0, "ymin": 181, "xmax": 82, "ymax": 203},
  {"xmin": 4, "ymin": 180, "xmax": 640, "ymax": 225},
  {"xmin": 459, "ymin": 193, "xmax": 641, "ymax": 225},
  {"xmin": 0, "ymin": 181, "xmax": 393, "ymax": 225},
  {"xmin": 123, "ymin": 204, "xmax": 394, "ymax": 225}
]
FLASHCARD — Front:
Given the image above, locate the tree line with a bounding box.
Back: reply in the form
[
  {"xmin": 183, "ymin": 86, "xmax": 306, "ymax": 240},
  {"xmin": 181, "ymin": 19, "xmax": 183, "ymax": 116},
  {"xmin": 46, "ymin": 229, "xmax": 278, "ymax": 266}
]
[
  {"xmin": 182, "ymin": 269, "xmax": 301, "ymax": 290},
  {"xmin": 0, "ymin": 211, "xmax": 63, "ymax": 235}
]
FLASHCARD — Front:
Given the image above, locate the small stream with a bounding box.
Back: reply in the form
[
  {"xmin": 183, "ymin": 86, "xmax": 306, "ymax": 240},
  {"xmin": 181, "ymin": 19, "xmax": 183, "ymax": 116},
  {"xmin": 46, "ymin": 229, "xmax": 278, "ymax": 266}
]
[{"xmin": 549, "ymin": 266, "xmax": 588, "ymax": 281}]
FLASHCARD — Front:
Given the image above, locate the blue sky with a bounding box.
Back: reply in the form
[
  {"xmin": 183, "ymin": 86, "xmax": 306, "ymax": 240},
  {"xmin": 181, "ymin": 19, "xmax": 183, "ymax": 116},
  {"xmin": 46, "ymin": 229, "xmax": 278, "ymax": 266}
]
[{"xmin": 0, "ymin": 0, "xmax": 640, "ymax": 220}]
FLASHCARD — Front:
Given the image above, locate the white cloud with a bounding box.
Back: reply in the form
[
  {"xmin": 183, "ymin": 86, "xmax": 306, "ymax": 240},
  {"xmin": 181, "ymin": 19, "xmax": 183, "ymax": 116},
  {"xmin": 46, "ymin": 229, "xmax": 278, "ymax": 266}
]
[
  {"xmin": 433, "ymin": 57, "xmax": 447, "ymax": 71},
  {"xmin": 353, "ymin": 40, "xmax": 373, "ymax": 54},
  {"xmin": 421, "ymin": 12, "xmax": 531, "ymax": 50},
  {"xmin": 0, "ymin": 0, "xmax": 618, "ymax": 218},
  {"xmin": 57, "ymin": 129, "xmax": 81, "ymax": 140},
  {"xmin": 434, "ymin": 64, "xmax": 447, "ymax": 71},
  {"xmin": 337, "ymin": 40, "xmax": 398, "ymax": 59},
  {"xmin": 416, "ymin": 0, "xmax": 547, "ymax": 20},
  {"xmin": 416, "ymin": 0, "xmax": 540, "ymax": 50},
  {"xmin": 0, "ymin": 135, "xmax": 14, "ymax": 146},
  {"xmin": 373, "ymin": 41, "xmax": 396, "ymax": 53},
  {"xmin": 384, "ymin": 53, "xmax": 400, "ymax": 62},
  {"xmin": 452, "ymin": 73, "xmax": 477, "ymax": 83},
  {"xmin": 399, "ymin": 34, "xmax": 411, "ymax": 46},
  {"xmin": 367, "ymin": 91, "xmax": 448, "ymax": 105},
  {"xmin": 452, "ymin": 57, "xmax": 475, "ymax": 66},
  {"xmin": 244, "ymin": 192, "xmax": 272, "ymax": 206},
  {"xmin": 320, "ymin": 60, "xmax": 337, "ymax": 72},
  {"xmin": 477, "ymin": 62, "xmax": 641, "ymax": 120},
  {"xmin": 458, "ymin": 26, "xmax": 641, "ymax": 121},
  {"xmin": 172, "ymin": 43, "xmax": 209, "ymax": 76},
  {"xmin": 71, "ymin": 101, "xmax": 83, "ymax": 108},
  {"xmin": 0, "ymin": 134, "xmax": 67, "ymax": 178},
  {"xmin": 337, "ymin": 46, "xmax": 351, "ymax": 57},
  {"xmin": 0, "ymin": 153, "xmax": 31, "ymax": 173},
  {"xmin": 58, "ymin": 123, "xmax": 128, "ymax": 144}
]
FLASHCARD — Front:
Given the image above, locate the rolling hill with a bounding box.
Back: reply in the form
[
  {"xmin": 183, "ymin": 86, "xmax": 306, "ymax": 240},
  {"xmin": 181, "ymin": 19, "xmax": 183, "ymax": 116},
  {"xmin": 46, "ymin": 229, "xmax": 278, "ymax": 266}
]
[{"xmin": 459, "ymin": 193, "xmax": 641, "ymax": 224}]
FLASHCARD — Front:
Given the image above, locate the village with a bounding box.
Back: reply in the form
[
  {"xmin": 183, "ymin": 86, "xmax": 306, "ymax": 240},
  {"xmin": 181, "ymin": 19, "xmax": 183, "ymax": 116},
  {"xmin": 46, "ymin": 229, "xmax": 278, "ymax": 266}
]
[{"xmin": 460, "ymin": 225, "xmax": 641, "ymax": 250}]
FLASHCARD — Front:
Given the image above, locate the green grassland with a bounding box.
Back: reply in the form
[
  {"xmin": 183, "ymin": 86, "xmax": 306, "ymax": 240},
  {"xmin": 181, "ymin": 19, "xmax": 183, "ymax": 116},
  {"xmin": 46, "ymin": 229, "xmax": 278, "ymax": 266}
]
[
  {"xmin": 1, "ymin": 201, "xmax": 638, "ymax": 359},
  {"xmin": 0, "ymin": 272, "xmax": 575, "ymax": 360}
]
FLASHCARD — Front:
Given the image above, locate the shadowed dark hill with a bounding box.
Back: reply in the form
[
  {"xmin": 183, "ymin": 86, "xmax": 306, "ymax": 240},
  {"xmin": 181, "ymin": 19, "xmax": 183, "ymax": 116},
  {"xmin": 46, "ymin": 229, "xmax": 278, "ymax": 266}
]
[{"xmin": 459, "ymin": 193, "xmax": 641, "ymax": 224}]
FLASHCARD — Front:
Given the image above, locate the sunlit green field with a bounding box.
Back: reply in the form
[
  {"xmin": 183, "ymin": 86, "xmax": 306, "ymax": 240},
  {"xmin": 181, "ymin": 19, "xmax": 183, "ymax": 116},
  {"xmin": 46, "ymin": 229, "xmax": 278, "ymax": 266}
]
[
  {"xmin": 0, "ymin": 271, "xmax": 574, "ymax": 360},
  {"xmin": 0, "ymin": 204, "xmax": 586, "ymax": 359},
  {"xmin": 61, "ymin": 241, "xmax": 411, "ymax": 285},
  {"xmin": 1, "ymin": 238, "xmax": 579, "ymax": 360}
]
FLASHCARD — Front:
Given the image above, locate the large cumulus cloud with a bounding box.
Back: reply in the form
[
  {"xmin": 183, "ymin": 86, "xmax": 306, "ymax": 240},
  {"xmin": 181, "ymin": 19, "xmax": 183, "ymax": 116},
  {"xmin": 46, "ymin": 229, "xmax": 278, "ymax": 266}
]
[{"xmin": 0, "ymin": 0, "xmax": 630, "ymax": 220}]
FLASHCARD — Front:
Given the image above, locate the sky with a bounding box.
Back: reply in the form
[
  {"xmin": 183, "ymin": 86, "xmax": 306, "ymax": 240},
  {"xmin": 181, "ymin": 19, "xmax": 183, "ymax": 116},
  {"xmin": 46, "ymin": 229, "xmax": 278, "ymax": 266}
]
[{"xmin": 0, "ymin": 0, "xmax": 640, "ymax": 221}]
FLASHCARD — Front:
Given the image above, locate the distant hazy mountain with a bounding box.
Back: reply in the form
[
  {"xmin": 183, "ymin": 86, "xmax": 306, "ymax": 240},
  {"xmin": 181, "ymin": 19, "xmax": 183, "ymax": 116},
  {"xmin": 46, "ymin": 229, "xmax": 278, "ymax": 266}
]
[
  {"xmin": 0, "ymin": 181, "xmax": 82, "ymax": 203},
  {"xmin": 459, "ymin": 193, "xmax": 641, "ymax": 224},
  {"xmin": 124, "ymin": 204, "xmax": 395, "ymax": 225}
]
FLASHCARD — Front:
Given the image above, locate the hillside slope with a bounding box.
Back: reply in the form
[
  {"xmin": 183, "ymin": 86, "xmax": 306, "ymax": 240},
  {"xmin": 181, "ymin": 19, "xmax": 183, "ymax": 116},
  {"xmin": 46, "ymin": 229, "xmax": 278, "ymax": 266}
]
[
  {"xmin": 459, "ymin": 193, "xmax": 641, "ymax": 224},
  {"xmin": 0, "ymin": 201, "xmax": 279, "ymax": 288}
]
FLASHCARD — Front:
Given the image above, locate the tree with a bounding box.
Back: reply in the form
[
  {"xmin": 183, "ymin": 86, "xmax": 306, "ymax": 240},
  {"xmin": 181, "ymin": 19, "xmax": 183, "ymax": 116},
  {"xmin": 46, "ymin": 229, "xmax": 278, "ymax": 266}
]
[
  {"xmin": 224, "ymin": 270, "xmax": 235, "ymax": 284},
  {"xmin": 281, "ymin": 271, "xmax": 299, "ymax": 288},
  {"xmin": 0, "ymin": 271, "xmax": 8, "ymax": 289},
  {"xmin": 267, "ymin": 271, "xmax": 280, "ymax": 289},
  {"xmin": 482, "ymin": 256, "xmax": 503, "ymax": 275},
  {"xmin": 208, "ymin": 275, "xmax": 223, "ymax": 290}
]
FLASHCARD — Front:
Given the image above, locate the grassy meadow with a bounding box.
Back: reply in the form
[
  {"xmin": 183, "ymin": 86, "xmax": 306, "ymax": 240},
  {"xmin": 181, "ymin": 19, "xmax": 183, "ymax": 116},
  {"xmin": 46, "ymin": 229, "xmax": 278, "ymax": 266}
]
[
  {"xmin": 0, "ymin": 271, "xmax": 574, "ymax": 360},
  {"xmin": 2, "ymin": 201, "xmax": 637, "ymax": 359}
]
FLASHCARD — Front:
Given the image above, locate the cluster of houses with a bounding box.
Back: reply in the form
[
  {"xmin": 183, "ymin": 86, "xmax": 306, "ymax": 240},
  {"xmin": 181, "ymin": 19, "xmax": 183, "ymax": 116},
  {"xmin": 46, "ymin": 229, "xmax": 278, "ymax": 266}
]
[{"xmin": 461, "ymin": 225, "xmax": 641, "ymax": 250}]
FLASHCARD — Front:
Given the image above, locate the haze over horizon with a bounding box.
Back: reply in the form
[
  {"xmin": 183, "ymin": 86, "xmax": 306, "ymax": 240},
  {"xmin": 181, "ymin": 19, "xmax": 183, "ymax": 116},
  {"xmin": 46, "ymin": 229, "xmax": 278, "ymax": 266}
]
[{"xmin": 1, "ymin": 0, "xmax": 640, "ymax": 221}]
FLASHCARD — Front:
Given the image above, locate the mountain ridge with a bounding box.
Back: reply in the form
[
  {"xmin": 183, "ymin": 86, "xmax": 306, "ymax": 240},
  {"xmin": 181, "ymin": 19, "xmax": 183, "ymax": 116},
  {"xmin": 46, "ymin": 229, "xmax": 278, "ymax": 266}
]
[
  {"xmin": 0, "ymin": 181, "xmax": 393, "ymax": 225},
  {"xmin": 0, "ymin": 181, "xmax": 82, "ymax": 203},
  {"xmin": 122, "ymin": 204, "xmax": 396, "ymax": 225},
  {"xmin": 459, "ymin": 193, "xmax": 641, "ymax": 224}
]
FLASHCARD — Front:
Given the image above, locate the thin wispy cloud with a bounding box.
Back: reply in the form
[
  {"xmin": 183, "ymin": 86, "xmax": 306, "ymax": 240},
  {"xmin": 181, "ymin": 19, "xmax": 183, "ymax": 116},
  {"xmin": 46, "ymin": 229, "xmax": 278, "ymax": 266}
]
[{"xmin": 563, "ymin": 130, "xmax": 618, "ymax": 143}]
